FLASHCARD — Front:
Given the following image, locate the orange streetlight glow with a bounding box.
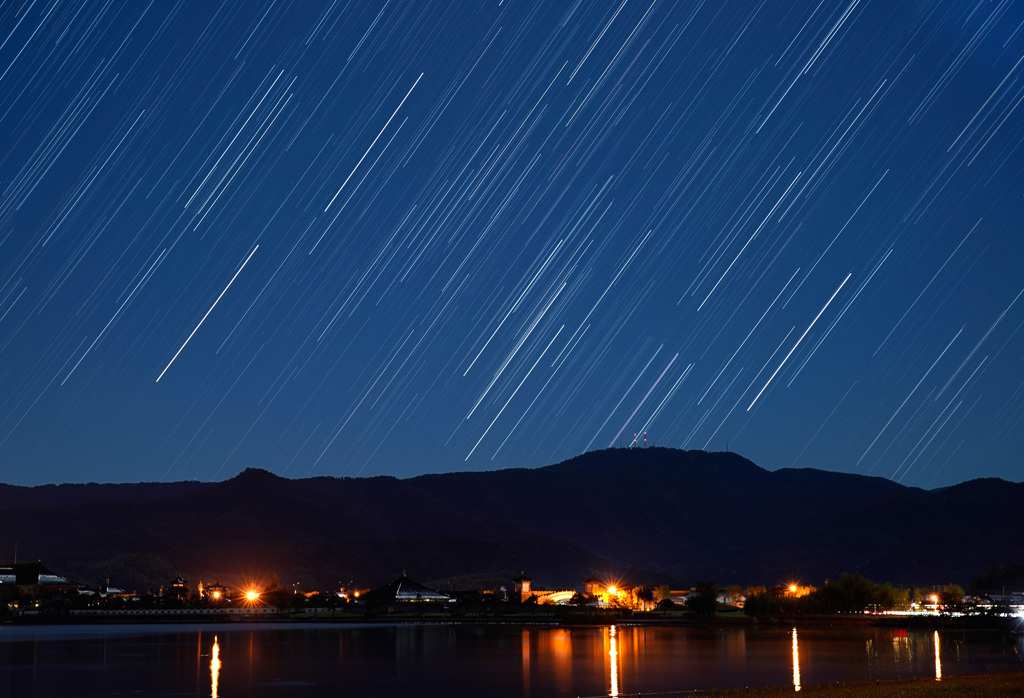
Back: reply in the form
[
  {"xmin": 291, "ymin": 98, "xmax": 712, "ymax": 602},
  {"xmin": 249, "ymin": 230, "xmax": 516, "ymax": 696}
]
[{"xmin": 240, "ymin": 585, "xmax": 262, "ymax": 605}]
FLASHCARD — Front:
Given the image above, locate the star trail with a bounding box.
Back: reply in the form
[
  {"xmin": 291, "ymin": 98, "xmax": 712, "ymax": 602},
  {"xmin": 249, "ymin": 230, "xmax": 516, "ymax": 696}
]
[{"xmin": 0, "ymin": 0, "xmax": 1021, "ymax": 488}]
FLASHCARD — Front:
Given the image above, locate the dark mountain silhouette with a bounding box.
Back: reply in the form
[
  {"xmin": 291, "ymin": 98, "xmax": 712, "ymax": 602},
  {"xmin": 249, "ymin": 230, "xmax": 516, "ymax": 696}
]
[{"xmin": 1, "ymin": 448, "xmax": 1020, "ymax": 592}]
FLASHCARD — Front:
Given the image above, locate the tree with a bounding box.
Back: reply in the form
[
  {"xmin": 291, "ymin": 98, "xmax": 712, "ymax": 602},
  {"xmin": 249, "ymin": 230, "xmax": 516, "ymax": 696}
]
[
  {"xmin": 877, "ymin": 583, "xmax": 909, "ymax": 610},
  {"xmin": 743, "ymin": 589, "xmax": 774, "ymax": 616},
  {"xmin": 686, "ymin": 581, "xmax": 719, "ymax": 617},
  {"xmin": 913, "ymin": 587, "xmax": 936, "ymax": 607},
  {"xmin": 939, "ymin": 584, "xmax": 964, "ymax": 612},
  {"xmin": 654, "ymin": 585, "xmax": 672, "ymax": 603},
  {"xmin": 810, "ymin": 574, "xmax": 907, "ymax": 613}
]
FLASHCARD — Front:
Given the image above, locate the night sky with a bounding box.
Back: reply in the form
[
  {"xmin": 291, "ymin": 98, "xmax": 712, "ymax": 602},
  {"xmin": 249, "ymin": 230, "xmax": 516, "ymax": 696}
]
[{"xmin": 1, "ymin": 1, "xmax": 1022, "ymax": 488}]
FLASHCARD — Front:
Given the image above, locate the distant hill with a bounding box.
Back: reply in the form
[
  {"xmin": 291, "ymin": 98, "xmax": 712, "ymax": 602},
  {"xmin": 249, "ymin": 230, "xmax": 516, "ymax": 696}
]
[{"xmin": 1, "ymin": 448, "xmax": 1020, "ymax": 593}]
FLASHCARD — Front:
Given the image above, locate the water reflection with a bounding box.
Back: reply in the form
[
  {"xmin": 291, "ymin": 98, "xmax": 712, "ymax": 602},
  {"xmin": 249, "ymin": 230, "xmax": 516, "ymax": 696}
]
[
  {"xmin": 211, "ymin": 635, "xmax": 221, "ymax": 698},
  {"xmin": 863, "ymin": 626, "xmax": 957, "ymax": 684},
  {"xmin": 608, "ymin": 625, "xmax": 619, "ymax": 697},
  {"xmin": 521, "ymin": 626, "xmax": 574, "ymax": 696},
  {"xmin": 548, "ymin": 628, "xmax": 572, "ymax": 696},
  {"xmin": 521, "ymin": 629, "xmax": 530, "ymax": 695},
  {"xmin": 791, "ymin": 628, "xmax": 801, "ymax": 692},
  {"xmin": 892, "ymin": 628, "xmax": 909, "ymax": 664},
  {"xmin": 3, "ymin": 623, "xmax": 1022, "ymax": 697}
]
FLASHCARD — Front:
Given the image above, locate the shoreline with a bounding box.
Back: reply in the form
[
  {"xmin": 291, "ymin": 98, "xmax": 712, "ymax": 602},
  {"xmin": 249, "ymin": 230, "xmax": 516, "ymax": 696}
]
[{"xmin": 4, "ymin": 608, "xmax": 1020, "ymax": 632}]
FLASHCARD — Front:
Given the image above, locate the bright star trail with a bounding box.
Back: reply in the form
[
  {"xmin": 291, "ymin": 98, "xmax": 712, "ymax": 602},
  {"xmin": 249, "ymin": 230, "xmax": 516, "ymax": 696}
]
[{"xmin": 0, "ymin": 1, "xmax": 1021, "ymax": 488}]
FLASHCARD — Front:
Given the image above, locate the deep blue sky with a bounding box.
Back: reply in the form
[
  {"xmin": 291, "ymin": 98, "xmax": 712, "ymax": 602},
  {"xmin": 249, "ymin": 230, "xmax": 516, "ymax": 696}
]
[{"xmin": 0, "ymin": 1, "xmax": 1022, "ymax": 487}]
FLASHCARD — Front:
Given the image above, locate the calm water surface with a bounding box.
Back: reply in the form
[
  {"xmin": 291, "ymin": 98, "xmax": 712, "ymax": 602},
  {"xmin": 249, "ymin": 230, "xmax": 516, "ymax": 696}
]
[{"xmin": 1, "ymin": 622, "xmax": 1022, "ymax": 697}]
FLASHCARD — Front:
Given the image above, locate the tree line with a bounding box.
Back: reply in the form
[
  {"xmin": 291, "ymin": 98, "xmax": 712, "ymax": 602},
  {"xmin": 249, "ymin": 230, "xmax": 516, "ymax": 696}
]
[{"xmin": 743, "ymin": 573, "xmax": 965, "ymax": 615}]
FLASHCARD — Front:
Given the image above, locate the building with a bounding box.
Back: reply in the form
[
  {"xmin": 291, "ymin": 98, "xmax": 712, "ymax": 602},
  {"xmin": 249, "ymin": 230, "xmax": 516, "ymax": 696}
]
[
  {"xmin": 513, "ymin": 572, "xmax": 577, "ymax": 605},
  {"xmin": 512, "ymin": 572, "xmax": 534, "ymax": 602},
  {"xmin": 100, "ymin": 579, "xmax": 135, "ymax": 600},
  {"xmin": 582, "ymin": 575, "xmax": 602, "ymax": 597},
  {"xmin": 364, "ymin": 572, "xmax": 451, "ymax": 606},
  {"xmin": 166, "ymin": 575, "xmax": 190, "ymax": 601},
  {"xmin": 0, "ymin": 561, "xmax": 79, "ymax": 611},
  {"xmin": 581, "ymin": 576, "xmax": 644, "ymax": 608},
  {"xmin": 201, "ymin": 581, "xmax": 231, "ymax": 602}
]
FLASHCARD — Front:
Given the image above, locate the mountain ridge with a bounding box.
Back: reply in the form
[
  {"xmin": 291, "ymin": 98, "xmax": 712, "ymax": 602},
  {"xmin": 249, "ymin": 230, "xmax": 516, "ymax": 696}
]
[{"xmin": 0, "ymin": 448, "xmax": 1019, "ymax": 592}]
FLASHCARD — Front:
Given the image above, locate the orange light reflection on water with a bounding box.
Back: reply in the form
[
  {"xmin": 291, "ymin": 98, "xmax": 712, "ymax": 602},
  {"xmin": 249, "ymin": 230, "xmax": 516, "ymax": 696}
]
[
  {"xmin": 609, "ymin": 625, "xmax": 620, "ymax": 696},
  {"xmin": 521, "ymin": 627, "xmax": 574, "ymax": 696},
  {"xmin": 210, "ymin": 636, "xmax": 220, "ymax": 698},
  {"xmin": 934, "ymin": 630, "xmax": 941, "ymax": 681},
  {"xmin": 548, "ymin": 628, "xmax": 572, "ymax": 696},
  {"xmin": 792, "ymin": 627, "xmax": 801, "ymax": 692},
  {"xmin": 521, "ymin": 629, "xmax": 530, "ymax": 694}
]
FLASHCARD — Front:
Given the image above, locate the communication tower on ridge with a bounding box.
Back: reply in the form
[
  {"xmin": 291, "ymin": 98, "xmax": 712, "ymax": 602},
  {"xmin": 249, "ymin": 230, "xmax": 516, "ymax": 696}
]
[{"xmin": 628, "ymin": 432, "xmax": 650, "ymax": 448}]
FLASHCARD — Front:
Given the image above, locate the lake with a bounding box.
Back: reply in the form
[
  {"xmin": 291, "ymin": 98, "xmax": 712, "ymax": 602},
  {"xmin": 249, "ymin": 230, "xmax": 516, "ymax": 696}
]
[{"xmin": 1, "ymin": 622, "xmax": 1021, "ymax": 697}]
